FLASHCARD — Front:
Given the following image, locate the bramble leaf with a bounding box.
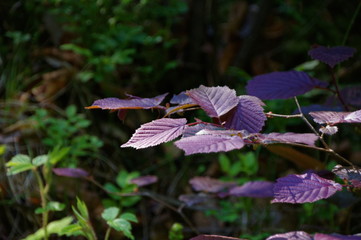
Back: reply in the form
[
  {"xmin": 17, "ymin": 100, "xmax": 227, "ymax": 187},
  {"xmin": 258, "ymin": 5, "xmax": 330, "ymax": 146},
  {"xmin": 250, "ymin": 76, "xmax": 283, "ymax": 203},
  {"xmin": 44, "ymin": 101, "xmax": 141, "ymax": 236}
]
[
  {"xmin": 121, "ymin": 118, "xmax": 187, "ymax": 149},
  {"xmin": 308, "ymin": 46, "xmax": 356, "ymax": 68},
  {"xmin": 102, "ymin": 207, "xmax": 120, "ymax": 221},
  {"xmin": 223, "ymin": 96, "xmax": 266, "ymax": 133},
  {"xmin": 266, "ymin": 231, "xmax": 312, "ymax": 240},
  {"xmin": 189, "ymin": 177, "xmax": 236, "ymax": 193},
  {"xmin": 272, "ymin": 172, "xmax": 342, "ymax": 204},
  {"xmin": 228, "ymin": 181, "xmax": 274, "ymax": 198},
  {"xmin": 6, "ymin": 154, "xmax": 34, "ymax": 175},
  {"xmin": 86, "ymin": 93, "xmax": 168, "ymax": 110},
  {"xmin": 187, "ymin": 85, "xmax": 239, "ymax": 118},
  {"xmin": 246, "ymin": 70, "xmax": 327, "ymax": 100},
  {"xmin": 174, "ymin": 134, "xmax": 244, "ymax": 155}
]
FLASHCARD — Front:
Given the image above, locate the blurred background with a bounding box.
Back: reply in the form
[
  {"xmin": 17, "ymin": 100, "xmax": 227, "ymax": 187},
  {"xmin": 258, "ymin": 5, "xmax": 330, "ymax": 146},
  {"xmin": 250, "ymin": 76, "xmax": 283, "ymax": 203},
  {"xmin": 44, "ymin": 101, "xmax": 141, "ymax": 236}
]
[{"xmin": 1, "ymin": 0, "xmax": 361, "ymax": 239}]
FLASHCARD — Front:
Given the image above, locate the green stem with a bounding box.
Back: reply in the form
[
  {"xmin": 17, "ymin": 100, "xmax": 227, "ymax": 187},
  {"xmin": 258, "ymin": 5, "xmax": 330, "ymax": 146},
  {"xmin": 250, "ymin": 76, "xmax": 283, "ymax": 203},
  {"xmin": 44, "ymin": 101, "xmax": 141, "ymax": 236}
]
[
  {"xmin": 104, "ymin": 227, "xmax": 111, "ymax": 240},
  {"xmin": 33, "ymin": 169, "xmax": 49, "ymax": 240},
  {"xmin": 341, "ymin": 0, "xmax": 361, "ymax": 45}
]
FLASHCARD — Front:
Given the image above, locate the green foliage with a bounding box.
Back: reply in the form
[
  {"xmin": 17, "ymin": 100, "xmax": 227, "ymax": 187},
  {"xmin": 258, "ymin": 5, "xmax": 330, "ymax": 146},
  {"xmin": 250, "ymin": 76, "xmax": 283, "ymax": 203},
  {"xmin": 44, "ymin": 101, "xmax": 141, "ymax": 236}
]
[
  {"xmin": 169, "ymin": 223, "xmax": 184, "ymax": 240},
  {"xmin": 102, "ymin": 206, "xmax": 138, "ymax": 240},
  {"xmin": 35, "ymin": 201, "xmax": 66, "ymax": 214},
  {"xmin": 22, "ymin": 217, "xmax": 73, "ymax": 240},
  {"xmin": 32, "ymin": 106, "xmax": 103, "ymax": 166}
]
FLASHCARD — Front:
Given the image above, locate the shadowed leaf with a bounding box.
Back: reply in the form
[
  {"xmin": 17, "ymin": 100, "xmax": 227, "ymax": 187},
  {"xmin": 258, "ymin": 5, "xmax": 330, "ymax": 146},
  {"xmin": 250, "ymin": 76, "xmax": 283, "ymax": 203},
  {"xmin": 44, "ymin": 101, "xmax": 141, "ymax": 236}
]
[
  {"xmin": 246, "ymin": 71, "xmax": 327, "ymax": 100},
  {"xmin": 170, "ymin": 92, "xmax": 194, "ymax": 105},
  {"xmin": 308, "ymin": 46, "xmax": 356, "ymax": 68},
  {"xmin": 178, "ymin": 194, "xmax": 209, "ymax": 206},
  {"xmin": 174, "ymin": 134, "xmax": 244, "ymax": 155},
  {"xmin": 272, "ymin": 172, "xmax": 342, "ymax": 204},
  {"xmin": 223, "ymin": 96, "xmax": 266, "ymax": 133},
  {"xmin": 130, "ymin": 175, "xmax": 158, "ymax": 187},
  {"xmin": 228, "ymin": 181, "xmax": 274, "ymax": 198},
  {"xmin": 187, "ymin": 85, "xmax": 239, "ymax": 118},
  {"xmin": 266, "ymin": 231, "xmax": 312, "ymax": 240},
  {"xmin": 86, "ymin": 93, "xmax": 168, "ymax": 110},
  {"xmin": 191, "ymin": 235, "xmax": 244, "ymax": 240},
  {"xmin": 189, "ymin": 176, "xmax": 236, "ymax": 193},
  {"xmin": 121, "ymin": 118, "xmax": 187, "ymax": 149},
  {"xmin": 332, "ymin": 165, "xmax": 361, "ymax": 188},
  {"xmin": 53, "ymin": 168, "xmax": 89, "ymax": 178}
]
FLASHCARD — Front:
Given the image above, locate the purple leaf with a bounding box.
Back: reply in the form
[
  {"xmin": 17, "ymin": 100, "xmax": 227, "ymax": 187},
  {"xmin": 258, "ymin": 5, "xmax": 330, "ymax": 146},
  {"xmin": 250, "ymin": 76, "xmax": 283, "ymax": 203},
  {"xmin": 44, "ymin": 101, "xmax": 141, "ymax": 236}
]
[
  {"xmin": 332, "ymin": 165, "xmax": 361, "ymax": 187},
  {"xmin": 266, "ymin": 231, "xmax": 312, "ymax": 240},
  {"xmin": 246, "ymin": 71, "xmax": 327, "ymax": 100},
  {"xmin": 309, "ymin": 110, "xmax": 361, "ymax": 125},
  {"xmin": 130, "ymin": 175, "xmax": 158, "ymax": 187},
  {"xmin": 259, "ymin": 132, "xmax": 318, "ymax": 146},
  {"xmin": 272, "ymin": 172, "xmax": 342, "ymax": 204},
  {"xmin": 182, "ymin": 124, "xmax": 224, "ymax": 138},
  {"xmin": 223, "ymin": 96, "xmax": 266, "ymax": 133},
  {"xmin": 191, "ymin": 235, "xmax": 244, "ymax": 240},
  {"xmin": 170, "ymin": 92, "xmax": 194, "ymax": 105},
  {"xmin": 53, "ymin": 168, "xmax": 89, "ymax": 178},
  {"xmin": 189, "ymin": 176, "xmax": 236, "ymax": 193},
  {"xmin": 121, "ymin": 118, "xmax": 187, "ymax": 149},
  {"xmin": 340, "ymin": 86, "xmax": 361, "ymax": 107},
  {"xmin": 308, "ymin": 46, "xmax": 356, "ymax": 68},
  {"xmin": 314, "ymin": 233, "xmax": 361, "ymax": 240},
  {"xmin": 187, "ymin": 85, "xmax": 239, "ymax": 118},
  {"xmin": 319, "ymin": 125, "xmax": 339, "ymax": 135},
  {"xmin": 228, "ymin": 181, "xmax": 274, "ymax": 198},
  {"xmin": 178, "ymin": 194, "xmax": 209, "ymax": 206},
  {"xmin": 174, "ymin": 134, "xmax": 244, "ymax": 155},
  {"xmin": 86, "ymin": 93, "xmax": 168, "ymax": 110}
]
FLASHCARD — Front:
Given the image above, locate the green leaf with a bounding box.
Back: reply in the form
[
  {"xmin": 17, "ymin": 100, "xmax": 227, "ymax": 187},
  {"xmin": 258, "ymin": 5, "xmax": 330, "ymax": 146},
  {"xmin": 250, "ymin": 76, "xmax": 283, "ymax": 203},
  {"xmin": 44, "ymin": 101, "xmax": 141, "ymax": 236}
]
[
  {"xmin": 75, "ymin": 197, "xmax": 89, "ymax": 219},
  {"xmin": 49, "ymin": 147, "xmax": 70, "ymax": 165},
  {"xmin": 22, "ymin": 216, "xmax": 73, "ymax": 240},
  {"xmin": 32, "ymin": 155, "xmax": 48, "ymax": 166},
  {"xmin": 120, "ymin": 213, "xmax": 138, "ymax": 223},
  {"xmin": 102, "ymin": 207, "xmax": 120, "ymax": 221},
  {"xmin": 6, "ymin": 154, "xmax": 34, "ymax": 175},
  {"xmin": 0, "ymin": 145, "xmax": 6, "ymax": 155},
  {"xmin": 59, "ymin": 224, "xmax": 84, "ymax": 237},
  {"xmin": 218, "ymin": 154, "xmax": 231, "ymax": 173},
  {"xmin": 65, "ymin": 105, "xmax": 77, "ymax": 118},
  {"xmin": 108, "ymin": 218, "xmax": 131, "ymax": 232},
  {"xmin": 35, "ymin": 201, "xmax": 66, "ymax": 214}
]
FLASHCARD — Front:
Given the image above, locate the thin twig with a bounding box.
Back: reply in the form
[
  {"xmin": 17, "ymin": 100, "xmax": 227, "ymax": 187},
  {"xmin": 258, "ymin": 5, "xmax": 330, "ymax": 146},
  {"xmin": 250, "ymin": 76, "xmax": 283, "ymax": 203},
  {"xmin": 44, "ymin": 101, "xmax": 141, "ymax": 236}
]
[
  {"xmin": 266, "ymin": 112, "xmax": 302, "ymax": 118},
  {"xmin": 293, "ymin": 97, "xmax": 354, "ymax": 167},
  {"xmin": 328, "ymin": 67, "xmax": 349, "ymax": 111}
]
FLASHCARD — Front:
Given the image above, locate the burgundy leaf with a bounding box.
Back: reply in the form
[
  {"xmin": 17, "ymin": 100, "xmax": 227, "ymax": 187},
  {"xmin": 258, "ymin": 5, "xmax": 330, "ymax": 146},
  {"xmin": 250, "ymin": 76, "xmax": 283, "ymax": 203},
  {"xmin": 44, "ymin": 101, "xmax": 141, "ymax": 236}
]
[
  {"xmin": 314, "ymin": 233, "xmax": 361, "ymax": 240},
  {"xmin": 170, "ymin": 92, "xmax": 194, "ymax": 105},
  {"xmin": 191, "ymin": 235, "xmax": 244, "ymax": 240},
  {"xmin": 272, "ymin": 172, "xmax": 342, "ymax": 204},
  {"xmin": 308, "ymin": 46, "xmax": 356, "ymax": 68},
  {"xmin": 86, "ymin": 93, "xmax": 168, "ymax": 110},
  {"xmin": 260, "ymin": 132, "xmax": 318, "ymax": 146},
  {"xmin": 117, "ymin": 109, "xmax": 128, "ymax": 121},
  {"xmin": 178, "ymin": 194, "xmax": 209, "ymax": 206},
  {"xmin": 121, "ymin": 118, "xmax": 187, "ymax": 149},
  {"xmin": 53, "ymin": 168, "xmax": 89, "ymax": 178},
  {"xmin": 130, "ymin": 175, "xmax": 158, "ymax": 187},
  {"xmin": 189, "ymin": 176, "xmax": 236, "ymax": 193},
  {"xmin": 309, "ymin": 110, "xmax": 361, "ymax": 125},
  {"xmin": 228, "ymin": 181, "xmax": 274, "ymax": 198},
  {"xmin": 174, "ymin": 134, "xmax": 244, "ymax": 155},
  {"xmin": 182, "ymin": 124, "xmax": 224, "ymax": 138},
  {"xmin": 246, "ymin": 71, "xmax": 327, "ymax": 100},
  {"xmin": 187, "ymin": 85, "xmax": 239, "ymax": 118},
  {"xmin": 332, "ymin": 165, "xmax": 361, "ymax": 187},
  {"xmin": 340, "ymin": 86, "xmax": 361, "ymax": 107},
  {"xmin": 266, "ymin": 231, "xmax": 312, "ymax": 240},
  {"xmin": 223, "ymin": 96, "xmax": 266, "ymax": 133}
]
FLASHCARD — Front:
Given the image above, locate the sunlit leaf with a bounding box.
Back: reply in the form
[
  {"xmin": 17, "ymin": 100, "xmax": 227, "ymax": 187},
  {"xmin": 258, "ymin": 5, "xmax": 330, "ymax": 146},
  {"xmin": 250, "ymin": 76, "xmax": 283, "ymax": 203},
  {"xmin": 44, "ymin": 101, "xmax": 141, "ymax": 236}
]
[
  {"xmin": 32, "ymin": 155, "xmax": 48, "ymax": 166},
  {"xmin": 23, "ymin": 217, "xmax": 73, "ymax": 240},
  {"xmin": 102, "ymin": 207, "xmax": 120, "ymax": 221},
  {"xmin": 120, "ymin": 213, "xmax": 138, "ymax": 223},
  {"xmin": 310, "ymin": 110, "xmax": 361, "ymax": 125},
  {"xmin": 6, "ymin": 154, "xmax": 34, "ymax": 175},
  {"xmin": 228, "ymin": 181, "xmax": 274, "ymax": 198},
  {"xmin": 182, "ymin": 124, "xmax": 224, "ymax": 138},
  {"xmin": 308, "ymin": 46, "xmax": 356, "ymax": 68},
  {"xmin": 121, "ymin": 118, "xmax": 187, "ymax": 149},
  {"xmin": 174, "ymin": 134, "xmax": 244, "ymax": 155},
  {"xmin": 189, "ymin": 177, "xmax": 236, "ymax": 193},
  {"xmin": 259, "ymin": 132, "xmax": 318, "ymax": 146},
  {"xmin": 314, "ymin": 233, "xmax": 361, "ymax": 240},
  {"xmin": 266, "ymin": 231, "xmax": 312, "ymax": 240},
  {"xmin": 246, "ymin": 70, "xmax": 327, "ymax": 100},
  {"xmin": 187, "ymin": 85, "xmax": 239, "ymax": 118},
  {"xmin": 86, "ymin": 93, "xmax": 168, "ymax": 110},
  {"xmin": 223, "ymin": 95, "xmax": 266, "ymax": 133},
  {"xmin": 272, "ymin": 172, "xmax": 342, "ymax": 204},
  {"xmin": 170, "ymin": 92, "xmax": 194, "ymax": 105}
]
